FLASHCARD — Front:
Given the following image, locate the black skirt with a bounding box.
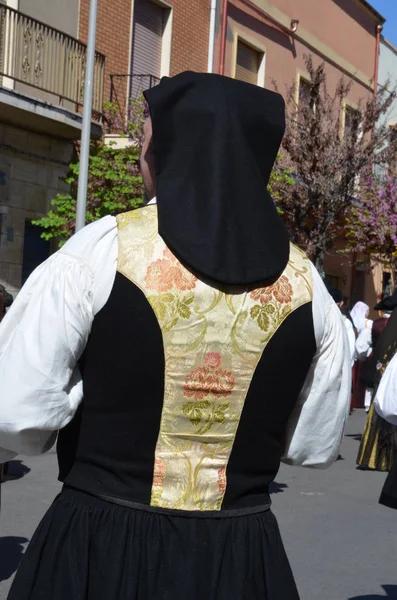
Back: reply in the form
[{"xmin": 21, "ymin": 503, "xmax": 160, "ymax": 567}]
[
  {"xmin": 8, "ymin": 487, "xmax": 299, "ymax": 600},
  {"xmin": 380, "ymin": 452, "xmax": 397, "ymax": 509}
]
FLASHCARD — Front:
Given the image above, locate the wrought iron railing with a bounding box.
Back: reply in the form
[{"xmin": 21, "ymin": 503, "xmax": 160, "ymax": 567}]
[{"xmin": 0, "ymin": 4, "xmax": 105, "ymax": 118}]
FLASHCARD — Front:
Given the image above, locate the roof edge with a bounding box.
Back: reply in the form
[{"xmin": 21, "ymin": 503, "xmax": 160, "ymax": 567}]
[{"xmin": 358, "ymin": 0, "xmax": 386, "ymax": 24}]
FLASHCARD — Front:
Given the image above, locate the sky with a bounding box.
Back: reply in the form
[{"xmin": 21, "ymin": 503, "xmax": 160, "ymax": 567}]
[{"xmin": 369, "ymin": 0, "xmax": 397, "ymax": 46}]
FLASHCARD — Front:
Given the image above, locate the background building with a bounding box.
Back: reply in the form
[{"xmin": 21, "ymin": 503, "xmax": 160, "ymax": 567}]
[
  {"xmin": 0, "ymin": 0, "xmax": 392, "ymax": 307},
  {"xmin": 0, "ymin": 0, "xmax": 104, "ymax": 294}
]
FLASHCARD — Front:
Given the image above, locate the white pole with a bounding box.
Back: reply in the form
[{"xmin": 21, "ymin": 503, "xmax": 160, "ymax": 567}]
[
  {"xmin": 207, "ymin": 0, "xmax": 217, "ymax": 73},
  {"xmin": 75, "ymin": 0, "xmax": 98, "ymax": 232}
]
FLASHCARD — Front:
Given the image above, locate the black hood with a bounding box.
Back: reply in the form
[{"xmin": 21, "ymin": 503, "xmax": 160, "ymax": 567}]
[{"xmin": 144, "ymin": 72, "xmax": 290, "ymax": 286}]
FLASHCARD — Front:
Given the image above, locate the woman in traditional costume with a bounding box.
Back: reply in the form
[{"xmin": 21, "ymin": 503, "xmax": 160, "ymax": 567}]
[
  {"xmin": 0, "ymin": 73, "xmax": 350, "ymax": 600},
  {"xmin": 357, "ymin": 302, "xmax": 397, "ymax": 471}
]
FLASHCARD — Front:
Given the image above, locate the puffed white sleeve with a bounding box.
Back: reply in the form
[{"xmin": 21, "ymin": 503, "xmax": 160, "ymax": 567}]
[
  {"xmin": 374, "ymin": 352, "xmax": 397, "ymax": 426},
  {"xmin": 0, "ymin": 216, "xmax": 117, "ymax": 463},
  {"xmin": 282, "ymin": 265, "xmax": 351, "ymax": 468}
]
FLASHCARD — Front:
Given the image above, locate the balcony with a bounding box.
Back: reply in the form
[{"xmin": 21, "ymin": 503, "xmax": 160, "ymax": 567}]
[{"xmin": 0, "ymin": 4, "xmax": 105, "ymax": 137}]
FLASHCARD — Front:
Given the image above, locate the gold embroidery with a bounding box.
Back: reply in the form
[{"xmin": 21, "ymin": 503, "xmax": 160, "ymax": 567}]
[{"xmin": 117, "ymin": 206, "xmax": 313, "ymax": 511}]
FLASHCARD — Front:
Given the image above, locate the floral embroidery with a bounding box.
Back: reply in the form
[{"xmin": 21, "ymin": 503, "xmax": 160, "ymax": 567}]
[
  {"xmin": 218, "ymin": 466, "xmax": 227, "ymax": 494},
  {"xmin": 250, "ymin": 304, "xmax": 276, "ymax": 332},
  {"xmin": 273, "ymin": 276, "xmax": 293, "ymax": 304},
  {"xmin": 205, "ymin": 352, "xmax": 222, "ymax": 369},
  {"xmin": 250, "ymin": 288, "xmax": 273, "ymax": 304},
  {"xmin": 250, "ymin": 276, "xmax": 293, "ymax": 306},
  {"xmin": 248, "ymin": 276, "xmax": 293, "ymax": 336},
  {"xmin": 151, "ymin": 458, "xmax": 166, "ymax": 506},
  {"xmin": 145, "ymin": 247, "xmax": 197, "ymax": 293},
  {"xmin": 145, "ymin": 248, "xmax": 197, "ymax": 331},
  {"xmin": 184, "ymin": 353, "xmax": 235, "ymax": 401},
  {"xmin": 153, "ymin": 458, "xmax": 166, "ymax": 487},
  {"xmin": 182, "ymin": 353, "xmax": 234, "ymax": 435},
  {"xmin": 117, "ymin": 206, "xmax": 313, "ymax": 511},
  {"xmin": 145, "ymin": 259, "xmax": 179, "ymax": 293}
]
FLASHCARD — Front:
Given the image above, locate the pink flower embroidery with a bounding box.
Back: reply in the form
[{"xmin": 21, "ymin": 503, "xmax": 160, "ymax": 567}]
[
  {"xmin": 145, "ymin": 248, "xmax": 197, "ymax": 292},
  {"xmin": 184, "ymin": 353, "xmax": 235, "ymax": 400},
  {"xmin": 153, "ymin": 458, "xmax": 166, "ymax": 487},
  {"xmin": 250, "ymin": 288, "xmax": 273, "ymax": 304},
  {"xmin": 204, "ymin": 352, "xmax": 222, "ymax": 369},
  {"xmin": 250, "ymin": 275, "xmax": 293, "ymax": 305},
  {"xmin": 272, "ymin": 276, "xmax": 293, "ymax": 304},
  {"xmin": 145, "ymin": 259, "xmax": 178, "ymax": 292},
  {"xmin": 218, "ymin": 466, "xmax": 227, "ymax": 494},
  {"xmin": 173, "ymin": 267, "xmax": 197, "ymax": 291}
]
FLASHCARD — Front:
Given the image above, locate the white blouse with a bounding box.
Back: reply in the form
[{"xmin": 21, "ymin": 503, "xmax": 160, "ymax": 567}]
[
  {"xmin": 374, "ymin": 352, "xmax": 397, "ymax": 426},
  {"xmin": 0, "ymin": 213, "xmax": 351, "ymax": 468},
  {"xmin": 355, "ymin": 319, "xmax": 374, "ymax": 362}
]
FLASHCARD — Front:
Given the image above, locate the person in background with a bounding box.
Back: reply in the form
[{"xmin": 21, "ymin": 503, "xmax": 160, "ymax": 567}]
[
  {"xmin": 0, "ymin": 73, "xmax": 350, "ymax": 600},
  {"xmin": 373, "ymin": 349, "xmax": 397, "ymax": 508},
  {"xmin": 351, "ymin": 301, "xmax": 372, "ymax": 336},
  {"xmin": 350, "ymin": 301, "xmax": 373, "ymax": 411},
  {"xmin": 357, "ymin": 301, "xmax": 397, "ymax": 471},
  {"xmin": 0, "ymin": 284, "xmax": 13, "ymax": 320},
  {"xmin": 356, "ymin": 295, "xmax": 395, "ymax": 412},
  {"xmin": 329, "ymin": 288, "xmax": 355, "ymax": 366}
]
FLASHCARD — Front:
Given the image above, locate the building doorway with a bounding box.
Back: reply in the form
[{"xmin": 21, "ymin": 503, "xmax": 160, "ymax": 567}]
[{"xmin": 22, "ymin": 220, "xmax": 50, "ymax": 285}]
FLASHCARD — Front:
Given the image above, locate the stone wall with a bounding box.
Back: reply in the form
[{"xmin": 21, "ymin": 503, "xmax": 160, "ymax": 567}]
[{"xmin": 0, "ymin": 122, "xmax": 72, "ymax": 294}]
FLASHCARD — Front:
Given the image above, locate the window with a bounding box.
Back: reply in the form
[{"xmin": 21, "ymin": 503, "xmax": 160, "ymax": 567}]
[
  {"xmin": 344, "ymin": 106, "xmax": 360, "ymax": 140},
  {"xmin": 299, "ymin": 78, "xmax": 311, "ymax": 108},
  {"xmin": 130, "ymin": 0, "xmax": 165, "ymax": 98},
  {"xmin": 235, "ymin": 40, "xmax": 260, "ymax": 85}
]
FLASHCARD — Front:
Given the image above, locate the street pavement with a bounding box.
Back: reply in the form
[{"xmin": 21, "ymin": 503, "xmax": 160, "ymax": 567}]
[{"xmin": 0, "ymin": 409, "xmax": 396, "ymax": 599}]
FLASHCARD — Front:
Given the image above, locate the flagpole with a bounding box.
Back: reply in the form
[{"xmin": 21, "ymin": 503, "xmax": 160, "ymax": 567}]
[{"xmin": 75, "ymin": 0, "xmax": 98, "ymax": 231}]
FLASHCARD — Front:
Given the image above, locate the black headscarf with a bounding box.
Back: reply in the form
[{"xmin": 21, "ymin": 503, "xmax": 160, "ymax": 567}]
[{"xmin": 144, "ymin": 72, "xmax": 290, "ymax": 286}]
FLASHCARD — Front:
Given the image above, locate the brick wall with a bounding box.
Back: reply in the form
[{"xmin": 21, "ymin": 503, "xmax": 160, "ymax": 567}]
[
  {"xmin": 79, "ymin": 0, "xmax": 133, "ymax": 103},
  {"xmin": 79, "ymin": 0, "xmax": 211, "ymax": 104},
  {"xmin": 169, "ymin": 0, "xmax": 210, "ymax": 75}
]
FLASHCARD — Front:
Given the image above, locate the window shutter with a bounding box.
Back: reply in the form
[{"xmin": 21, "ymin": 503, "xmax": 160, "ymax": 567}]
[
  {"xmin": 130, "ymin": 0, "xmax": 164, "ymax": 97},
  {"xmin": 235, "ymin": 40, "xmax": 259, "ymax": 85}
]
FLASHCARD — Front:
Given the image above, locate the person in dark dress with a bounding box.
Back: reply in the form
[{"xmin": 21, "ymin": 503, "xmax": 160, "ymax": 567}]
[
  {"xmin": 374, "ymin": 338, "xmax": 397, "ymax": 508},
  {"xmin": 0, "ymin": 73, "xmax": 350, "ymax": 600},
  {"xmin": 357, "ymin": 294, "xmax": 397, "ymax": 471}
]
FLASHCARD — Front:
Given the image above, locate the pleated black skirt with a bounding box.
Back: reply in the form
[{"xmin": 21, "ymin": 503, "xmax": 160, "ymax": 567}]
[{"xmin": 8, "ymin": 487, "xmax": 299, "ymax": 600}]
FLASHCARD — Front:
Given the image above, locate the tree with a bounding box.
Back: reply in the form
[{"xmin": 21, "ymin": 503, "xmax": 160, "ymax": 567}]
[
  {"xmin": 275, "ymin": 55, "xmax": 397, "ymax": 274},
  {"xmin": 33, "ymin": 98, "xmax": 146, "ymax": 245},
  {"xmin": 345, "ymin": 173, "xmax": 397, "ymax": 291}
]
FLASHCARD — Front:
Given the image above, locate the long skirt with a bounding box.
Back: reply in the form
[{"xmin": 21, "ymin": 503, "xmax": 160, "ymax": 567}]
[
  {"xmin": 8, "ymin": 487, "xmax": 300, "ymax": 600},
  {"xmin": 351, "ymin": 362, "xmax": 366, "ymax": 411},
  {"xmin": 357, "ymin": 403, "xmax": 397, "ymax": 471}
]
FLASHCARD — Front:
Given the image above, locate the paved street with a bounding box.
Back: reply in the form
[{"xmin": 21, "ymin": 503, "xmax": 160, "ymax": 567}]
[{"xmin": 0, "ymin": 410, "xmax": 396, "ymax": 600}]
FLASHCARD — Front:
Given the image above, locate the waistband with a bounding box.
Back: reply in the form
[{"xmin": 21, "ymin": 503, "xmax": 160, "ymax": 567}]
[{"xmin": 63, "ymin": 485, "xmax": 271, "ymax": 519}]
